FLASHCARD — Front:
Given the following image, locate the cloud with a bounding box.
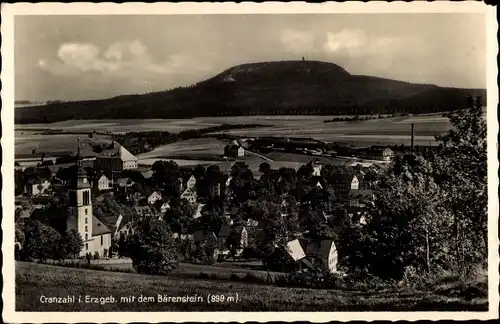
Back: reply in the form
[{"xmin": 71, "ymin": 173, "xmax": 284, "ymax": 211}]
[
  {"xmin": 39, "ymin": 40, "xmax": 209, "ymax": 77},
  {"xmin": 280, "ymin": 29, "xmax": 315, "ymax": 54},
  {"xmin": 323, "ymin": 29, "xmax": 367, "ymax": 54}
]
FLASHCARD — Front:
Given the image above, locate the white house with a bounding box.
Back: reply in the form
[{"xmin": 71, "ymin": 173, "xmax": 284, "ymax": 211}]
[
  {"xmin": 193, "ymin": 203, "xmax": 205, "ymax": 219},
  {"xmin": 181, "ymin": 188, "xmax": 197, "ymax": 204},
  {"xmin": 29, "ymin": 179, "xmax": 51, "ymax": 196},
  {"xmin": 186, "ymin": 175, "xmax": 197, "ymax": 190},
  {"xmin": 96, "ymin": 174, "xmax": 112, "ymax": 191},
  {"xmin": 160, "ymin": 202, "xmax": 171, "ymax": 214},
  {"xmin": 147, "ymin": 191, "xmax": 162, "ymax": 205}
]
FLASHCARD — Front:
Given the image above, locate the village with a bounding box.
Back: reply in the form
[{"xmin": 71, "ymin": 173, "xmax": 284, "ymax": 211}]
[{"xmin": 14, "ymin": 135, "xmax": 393, "ymax": 275}]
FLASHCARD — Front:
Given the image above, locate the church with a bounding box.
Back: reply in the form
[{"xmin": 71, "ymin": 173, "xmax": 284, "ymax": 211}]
[{"xmin": 67, "ymin": 147, "xmax": 112, "ymax": 257}]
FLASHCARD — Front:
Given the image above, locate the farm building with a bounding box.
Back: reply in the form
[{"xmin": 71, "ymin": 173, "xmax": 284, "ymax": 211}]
[
  {"xmin": 356, "ymin": 146, "xmax": 394, "ymax": 162},
  {"xmin": 224, "ymin": 144, "xmax": 245, "ymax": 158},
  {"xmin": 94, "ymin": 143, "xmax": 138, "ymax": 172}
]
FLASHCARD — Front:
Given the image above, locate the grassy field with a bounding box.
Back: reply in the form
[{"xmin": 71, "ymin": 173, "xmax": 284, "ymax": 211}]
[{"xmin": 16, "ymin": 262, "xmax": 488, "ymax": 312}]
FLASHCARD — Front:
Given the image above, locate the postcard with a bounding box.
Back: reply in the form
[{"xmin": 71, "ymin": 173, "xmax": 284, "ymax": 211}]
[{"xmin": 2, "ymin": 2, "xmax": 498, "ymax": 322}]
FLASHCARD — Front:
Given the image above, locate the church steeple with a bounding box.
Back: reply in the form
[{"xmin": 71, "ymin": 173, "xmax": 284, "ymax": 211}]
[{"xmin": 71, "ymin": 137, "xmax": 90, "ymax": 189}]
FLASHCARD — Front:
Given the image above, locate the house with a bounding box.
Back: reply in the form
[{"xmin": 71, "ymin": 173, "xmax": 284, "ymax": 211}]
[
  {"xmin": 307, "ymin": 158, "xmax": 323, "ymax": 176},
  {"xmin": 160, "ymin": 202, "xmax": 171, "ymax": 214},
  {"xmin": 96, "ymin": 174, "xmax": 112, "ymax": 191},
  {"xmin": 181, "ymin": 188, "xmax": 197, "ymax": 204},
  {"xmin": 94, "ymin": 143, "xmax": 138, "ymax": 172},
  {"xmin": 115, "ymin": 221, "xmax": 136, "ymax": 239},
  {"xmin": 332, "ymin": 174, "xmax": 359, "ymax": 199},
  {"xmin": 233, "ymin": 225, "xmax": 248, "ymax": 250},
  {"xmin": 116, "ymin": 177, "xmax": 134, "ymax": 188},
  {"xmin": 140, "ymin": 170, "xmax": 153, "ymax": 180},
  {"xmin": 224, "ymin": 144, "xmax": 245, "ymax": 158},
  {"xmin": 209, "ymin": 183, "xmax": 221, "ymax": 197},
  {"xmin": 298, "ymin": 239, "xmax": 339, "ymax": 274},
  {"xmin": 357, "ymin": 146, "xmax": 394, "ymax": 162},
  {"xmin": 147, "ymin": 191, "xmax": 162, "ymax": 205},
  {"xmin": 348, "ymin": 189, "xmax": 375, "ymax": 207},
  {"xmin": 28, "ymin": 179, "xmax": 51, "ymax": 196},
  {"xmin": 192, "ymin": 230, "xmax": 219, "ymax": 261},
  {"xmin": 134, "ymin": 206, "xmax": 153, "ymax": 218},
  {"xmin": 185, "ymin": 175, "xmax": 197, "ymax": 190},
  {"xmin": 192, "ymin": 203, "xmax": 205, "ymax": 219}
]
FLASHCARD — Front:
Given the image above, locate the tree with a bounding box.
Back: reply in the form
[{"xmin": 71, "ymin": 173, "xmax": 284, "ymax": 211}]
[
  {"xmin": 22, "ymin": 220, "xmax": 61, "ymax": 262},
  {"xmin": 128, "ymin": 218, "xmax": 179, "ymax": 275},
  {"xmin": 435, "ymin": 96, "xmax": 487, "ymax": 272},
  {"xmin": 151, "ymin": 160, "xmax": 181, "ymax": 197},
  {"xmin": 59, "ymin": 229, "xmax": 84, "ymax": 259}
]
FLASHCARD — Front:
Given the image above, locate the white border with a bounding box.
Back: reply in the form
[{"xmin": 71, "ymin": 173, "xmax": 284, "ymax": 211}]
[{"xmin": 2, "ymin": 2, "xmax": 498, "ymax": 322}]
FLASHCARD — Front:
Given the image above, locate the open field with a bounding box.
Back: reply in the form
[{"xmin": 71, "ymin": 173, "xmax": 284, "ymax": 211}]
[
  {"xmin": 16, "ymin": 119, "xmax": 220, "ymax": 133},
  {"xmin": 16, "ymin": 262, "xmax": 488, "ymax": 312},
  {"xmin": 15, "ymin": 114, "xmax": 455, "ymax": 156},
  {"xmin": 136, "ymin": 137, "xmax": 229, "ymax": 160},
  {"xmin": 15, "ymin": 131, "xmax": 112, "ymax": 156}
]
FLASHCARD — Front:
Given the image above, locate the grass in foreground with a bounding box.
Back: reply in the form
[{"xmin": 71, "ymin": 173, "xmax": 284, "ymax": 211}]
[{"xmin": 16, "ymin": 262, "xmax": 487, "ymax": 312}]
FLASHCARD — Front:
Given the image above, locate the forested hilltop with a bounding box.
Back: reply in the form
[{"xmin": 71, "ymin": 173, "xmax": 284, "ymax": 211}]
[{"xmin": 16, "ymin": 60, "xmax": 486, "ymax": 124}]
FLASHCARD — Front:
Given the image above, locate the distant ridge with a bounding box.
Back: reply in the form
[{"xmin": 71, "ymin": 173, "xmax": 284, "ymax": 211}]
[{"xmin": 15, "ymin": 60, "xmax": 486, "ymax": 124}]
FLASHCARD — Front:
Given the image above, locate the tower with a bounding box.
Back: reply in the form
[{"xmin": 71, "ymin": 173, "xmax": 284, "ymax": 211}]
[{"xmin": 67, "ymin": 138, "xmax": 93, "ymax": 255}]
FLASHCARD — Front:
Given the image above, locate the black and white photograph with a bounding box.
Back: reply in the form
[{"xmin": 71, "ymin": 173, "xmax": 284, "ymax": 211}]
[{"xmin": 2, "ymin": 2, "xmax": 498, "ymax": 322}]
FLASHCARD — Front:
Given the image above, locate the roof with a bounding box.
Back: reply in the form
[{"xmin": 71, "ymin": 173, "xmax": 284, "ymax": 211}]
[
  {"xmin": 140, "ymin": 170, "xmax": 153, "ymax": 179},
  {"xmin": 92, "ymin": 216, "xmax": 112, "ymax": 236},
  {"xmin": 119, "ymin": 146, "xmax": 138, "ymax": 162},
  {"xmin": 134, "ymin": 206, "xmax": 152, "ymax": 214},
  {"xmin": 348, "ymin": 189, "xmax": 374, "ymax": 199}
]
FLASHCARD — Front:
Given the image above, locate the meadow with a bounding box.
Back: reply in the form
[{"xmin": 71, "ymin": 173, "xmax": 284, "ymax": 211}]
[{"xmin": 16, "ymin": 262, "xmax": 488, "ymax": 312}]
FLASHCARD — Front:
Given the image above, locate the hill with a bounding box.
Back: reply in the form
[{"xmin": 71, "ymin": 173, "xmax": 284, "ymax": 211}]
[{"xmin": 15, "ymin": 60, "xmax": 486, "ymax": 124}]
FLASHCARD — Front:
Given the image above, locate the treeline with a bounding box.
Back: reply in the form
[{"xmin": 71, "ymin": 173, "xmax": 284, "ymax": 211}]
[
  {"xmin": 323, "ymin": 114, "xmax": 395, "ymax": 123},
  {"xmin": 113, "ymin": 124, "xmax": 267, "ymax": 155}
]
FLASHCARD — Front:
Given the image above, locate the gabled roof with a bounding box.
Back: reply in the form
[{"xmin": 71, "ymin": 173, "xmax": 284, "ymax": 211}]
[
  {"xmin": 92, "ymin": 216, "xmax": 112, "ymax": 236},
  {"xmin": 119, "ymin": 146, "xmax": 138, "ymax": 162}
]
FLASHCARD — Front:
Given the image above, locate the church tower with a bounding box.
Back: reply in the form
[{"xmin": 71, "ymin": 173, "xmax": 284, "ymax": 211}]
[{"xmin": 67, "ymin": 138, "xmax": 93, "ymax": 255}]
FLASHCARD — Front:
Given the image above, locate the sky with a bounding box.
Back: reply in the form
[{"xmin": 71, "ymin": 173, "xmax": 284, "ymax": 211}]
[{"xmin": 15, "ymin": 13, "xmax": 487, "ymax": 101}]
